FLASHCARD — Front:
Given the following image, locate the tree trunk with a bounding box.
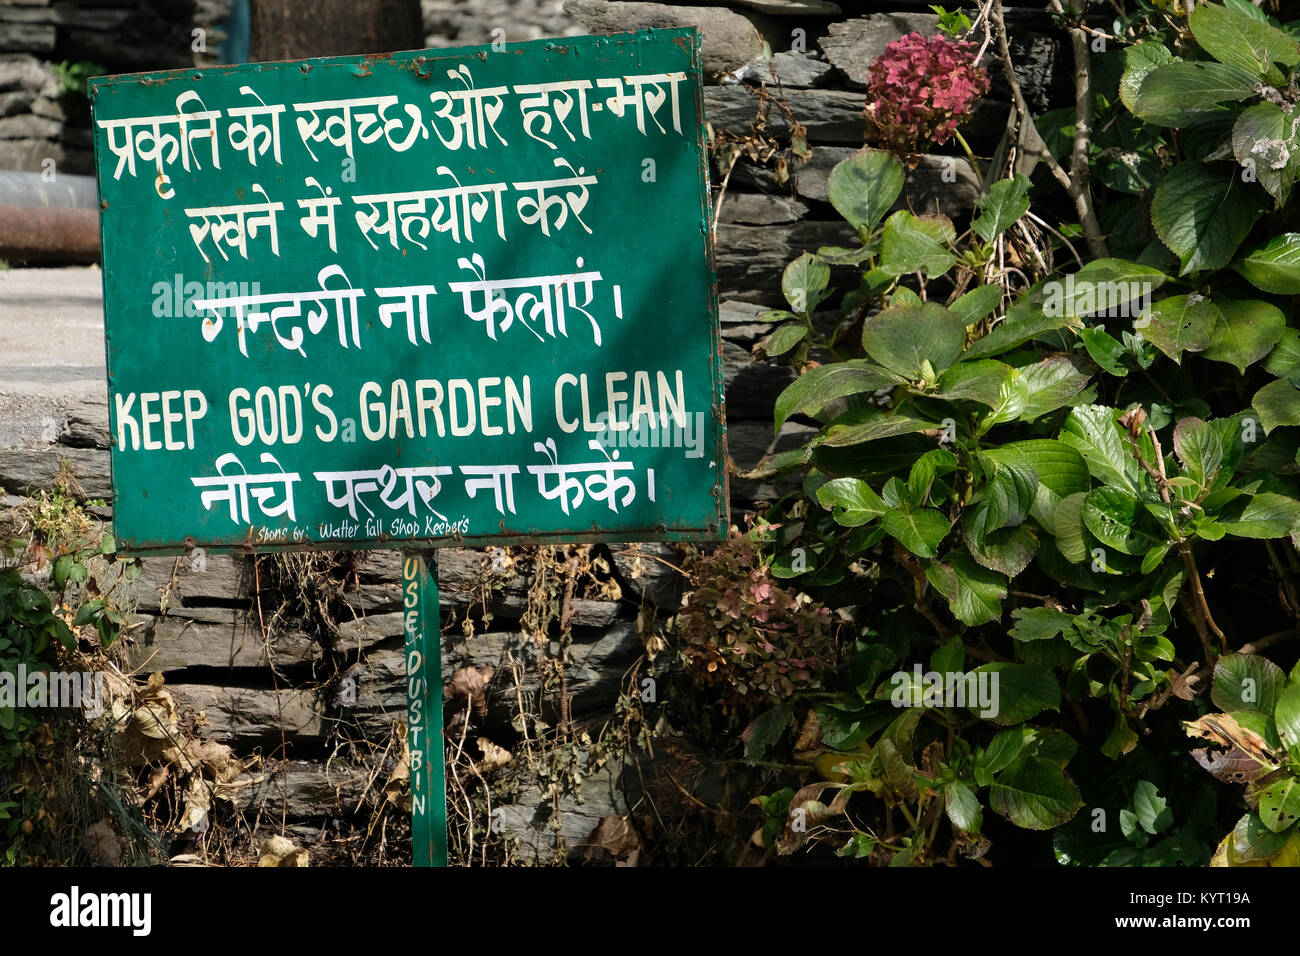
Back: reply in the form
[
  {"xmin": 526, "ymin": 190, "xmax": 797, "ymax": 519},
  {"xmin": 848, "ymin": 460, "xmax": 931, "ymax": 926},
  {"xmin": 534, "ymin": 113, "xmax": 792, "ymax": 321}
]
[{"xmin": 249, "ymin": 0, "xmax": 424, "ymax": 61}]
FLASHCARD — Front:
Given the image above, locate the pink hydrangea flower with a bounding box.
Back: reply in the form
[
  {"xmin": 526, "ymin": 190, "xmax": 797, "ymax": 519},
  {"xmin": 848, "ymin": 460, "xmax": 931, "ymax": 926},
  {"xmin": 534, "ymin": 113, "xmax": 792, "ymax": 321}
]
[{"xmin": 864, "ymin": 33, "xmax": 990, "ymax": 153}]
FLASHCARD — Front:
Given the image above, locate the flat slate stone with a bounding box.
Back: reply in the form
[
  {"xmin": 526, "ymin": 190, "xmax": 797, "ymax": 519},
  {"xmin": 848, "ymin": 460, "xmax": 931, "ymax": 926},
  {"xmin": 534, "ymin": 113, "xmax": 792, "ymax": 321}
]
[
  {"xmin": 705, "ymin": 86, "xmax": 866, "ymax": 144},
  {"xmin": 732, "ymin": 50, "xmax": 833, "ymax": 87},
  {"xmin": 170, "ymin": 683, "xmax": 324, "ymax": 749},
  {"xmin": 0, "ymin": 445, "xmax": 111, "ymax": 499},
  {"xmin": 787, "ymin": 146, "xmax": 981, "ymax": 216},
  {"xmin": 126, "ymin": 609, "xmax": 321, "ymax": 672},
  {"xmin": 723, "ymin": 338, "xmax": 797, "ymax": 420},
  {"xmin": 727, "ymin": 420, "xmax": 818, "ymax": 504},
  {"xmin": 609, "ymin": 541, "xmax": 685, "ymax": 608},
  {"xmin": 231, "ymin": 761, "xmax": 372, "ymax": 819},
  {"xmin": 131, "ymin": 553, "xmax": 252, "ymax": 611},
  {"xmin": 819, "ymin": 13, "xmax": 941, "ymax": 85},
  {"xmin": 718, "ymin": 191, "xmax": 808, "ymax": 225},
  {"xmin": 725, "ymin": 0, "xmax": 840, "ymax": 13},
  {"xmin": 716, "ymin": 220, "xmax": 857, "ymax": 302},
  {"xmin": 562, "ymin": 0, "xmax": 764, "ymax": 75},
  {"xmin": 346, "ymin": 619, "xmax": 642, "ymax": 729}
]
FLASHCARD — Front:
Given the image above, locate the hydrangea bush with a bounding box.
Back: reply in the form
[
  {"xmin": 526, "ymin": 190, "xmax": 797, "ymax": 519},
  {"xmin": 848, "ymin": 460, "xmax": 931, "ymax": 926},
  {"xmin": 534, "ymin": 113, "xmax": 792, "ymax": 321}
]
[
  {"xmin": 864, "ymin": 32, "xmax": 990, "ymax": 154},
  {"xmin": 699, "ymin": 3, "xmax": 1300, "ymax": 866}
]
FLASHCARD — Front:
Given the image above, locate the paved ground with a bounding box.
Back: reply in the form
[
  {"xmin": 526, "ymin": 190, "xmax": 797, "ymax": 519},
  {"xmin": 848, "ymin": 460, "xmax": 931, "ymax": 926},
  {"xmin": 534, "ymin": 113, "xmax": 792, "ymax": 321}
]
[{"xmin": 0, "ymin": 266, "xmax": 106, "ymax": 446}]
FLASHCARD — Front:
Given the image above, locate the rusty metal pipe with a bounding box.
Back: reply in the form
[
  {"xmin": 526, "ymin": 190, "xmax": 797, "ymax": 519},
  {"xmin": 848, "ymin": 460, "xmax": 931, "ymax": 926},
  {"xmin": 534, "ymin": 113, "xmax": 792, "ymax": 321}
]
[
  {"xmin": 0, "ymin": 204, "xmax": 101, "ymax": 264},
  {"xmin": 0, "ymin": 171, "xmax": 99, "ymax": 209}
]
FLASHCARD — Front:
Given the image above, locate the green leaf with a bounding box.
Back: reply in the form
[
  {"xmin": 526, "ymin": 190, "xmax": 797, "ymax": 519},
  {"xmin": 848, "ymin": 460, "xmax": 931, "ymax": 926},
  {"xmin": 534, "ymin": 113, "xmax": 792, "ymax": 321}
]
[
  {"xmin": 972, "ymin": 175, "xmax": 1031, "ymax": 242},
  {"xmin": 1007, "ymin": 439, "xmax": 1090, "ymax": 527},
  {"xmin": 924, "ymin": 552, "xmax": 1006, "ymax": 626},
  {"xmin": 1212, "ymin": 653, "xmax": 1286, "ymax": 716},
  {"xmin": 1221, "ymin": 492, "xmax": 1300, "ymax": 538},
  {"xmin": 1119, "ymin": 41, "xmax": 1176, "ymax": 114},
  {"xmin": 966, "ymin": 449, "xmax": 1037, "ymax": 547},
  {"xmin": 1151, "ymin": 161, "xmax": 1265, "ymax": 275},
  {"xmin": 930, "ymin": 359, "xmax": 1013, "ymax": 408},
  {"xmin": 962, "ymin": 310, "xmax": 1080, "ymax": 361},
  {"xmin": 821, "ymin": 408, "xmax": 940, "ymax": 448},
  {"xmin": 52, "ymin": 554, "xmax": 73, "ymax": 591},
  {"xmin": 759, "ymin": 323, "xmax": 808, "ymax": 357},
  {"xmin": 1252, "ymin": 379, "xmax": 1300, "ymax": 434},
  {"xmin": 836, "ymin": 833, "xmax": 877, "ymax": 858},
  {"xmin": 1080, "ymin": 327, "xmax": 1128, "ymax": 376},
  {"xmin": 1082, "ymin": 487, "xmax": 1165, "ymax": 556},
  {"xmin": 781, "ymin": 252, "xmax": 830, "ymax": 314},
  {"xmin": 1208, "ymin": 411, "xmax": 1256, "ymax": 487},
  {"xmin": 1190, "ymin": 1, "xmax": 1300, "ymax": 77},
  {"xmin": 930, "ymin": 635, "xmax": 966, "ymax": 675},
  {"xmin": 948, "ymin": 284, "xmax": 1004, "ymax": 325},
  {"xmin": 816, "ymin": 245, "xmax": 877, "ymax": 267},
  {"xmin": 861, "ymin": 303, "xmax": 967, "ymax": 380},
  {"xmin": 1132, "ymin": 61, "xmax": 1260, "ymax": 126},
  {"xmin": 51, "ymin": 618, "xmax": 75, "ymax": 651},
  {"xmin": 1232, "ymin": 812, "xmax": 1293, "ymax": 862},
  {"xmin": 908, "ymin": 448, "xmax": 959, "ymax": 505},
  {"xmin": 984, "ymin": 355, "xmax": 1094, "ymax": 428},
  {"xmin": 1043, "ymin": 259, "xmax": 1168, "ymax": 319},
  {"xmin": 1275, "ymin": 681, "xmax": 1300, "ymax": 761},
  {"xmin": 1132, "ymin": 780, "xmax": 1174, "ymax": 835},
  {"xmin": 1257, "ymin": 777, "xmax": 1300, "ymax": 833},
  {"xmin": 1172, "ymin": 416, "xmax": 1224, "ymax": 487},
  {"xmin": 1010, "ymin": 606, "xmax": 1073, "ymax": 642},
  {"xmin": 883, "ymin": 508, "xmax": 952, "ymax": 558},
  {"xmin": 1265, "ymin": 328, "xmax": 1300, "ymax": 384},
  {"xmin": 1203, "ymin": 299, "xmax": 1286, "ymax": 374},
  {"xmin": 966, "ymin": 524, "xmax": 1038, "ymax": 577},
  {"xmin": 1235, "ymin": 234, "xmax": 1300, "ymax": 294},
  {"xmin": 1222, "ymin": 0, "xmax": 1269, "ymax": 21},
  {"xmin": 742, "ymin": 704, "xmax": 793, "ymax": 762},
  {"xmin": 945, "ymin": 780, "xmax": 983, "ymax": 834},
  {"xmin": 1141, "ymin": 541, "xmax": 1171, "ymax": 573},
  {"xmin": 817, "ymin": 477, "xmax": 887, "ymax": 527},
  {"xmin": 827, "ymin": 147, "xmax": 904, "ymax": 233},
  {"xmin": 1232, "ymin": 103, "xmax": 1300, "ymax": 207},
  {"xmin": 1060, "ymin": 405, "xmax": 1140, "ymax": 494},
  {"xmin": 1135, "ymin": 294, "xmax": 1219, "ymax": 363},
  {"xmin": 982, "ymin": 728, "xmax": 1025, "ymax": 775},
  {"xmin": 975, "ymin": 663, "xmax": 1060, "ymax": 725},
  {"xmin": 1052, "ymin": 491, "xmax": 1091, "ymax": 563},
  {"xmin": 1102, "ymin": 711, "xmax": 1140, "ymax": 759},
  {"xmin": 72, "ymin": 599, "xmax": 102, "ymax": 627},
  {"xmin": 774, "ymin": 360, "xmax": 896, "ymax": 430},
  {"xmin": 990, "ymin": 755, "xmax": 1082, "ymax": 830},
  {"xmin": 878, "ymin": 211, "xmax": 957, "ymax": 278}
]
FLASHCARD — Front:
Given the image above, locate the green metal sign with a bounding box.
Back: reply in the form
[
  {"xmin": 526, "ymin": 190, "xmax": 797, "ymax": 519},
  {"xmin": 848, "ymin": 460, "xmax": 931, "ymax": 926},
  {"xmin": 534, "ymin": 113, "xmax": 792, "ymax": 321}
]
[{"xmin": 90, "ymin": 29, "xmax": 727, "ymax": 555}]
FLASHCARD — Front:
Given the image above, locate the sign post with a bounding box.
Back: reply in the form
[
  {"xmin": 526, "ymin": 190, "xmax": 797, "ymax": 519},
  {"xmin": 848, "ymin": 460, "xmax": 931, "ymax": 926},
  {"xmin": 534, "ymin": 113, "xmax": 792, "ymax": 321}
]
[
  {"xmin": 90, "ymin": 28, "xmax": 726, "ymax": 867},
  {"xmin": 402, "ymin": 551, "xmax": 446, "ymax": 867}
]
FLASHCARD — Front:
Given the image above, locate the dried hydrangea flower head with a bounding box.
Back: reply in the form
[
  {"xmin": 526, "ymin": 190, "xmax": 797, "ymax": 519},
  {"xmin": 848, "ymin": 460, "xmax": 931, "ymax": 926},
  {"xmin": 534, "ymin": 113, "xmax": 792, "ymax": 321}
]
[{"xmin": 864, "ymin": 32, "xmax": 990, "ymax": 154}]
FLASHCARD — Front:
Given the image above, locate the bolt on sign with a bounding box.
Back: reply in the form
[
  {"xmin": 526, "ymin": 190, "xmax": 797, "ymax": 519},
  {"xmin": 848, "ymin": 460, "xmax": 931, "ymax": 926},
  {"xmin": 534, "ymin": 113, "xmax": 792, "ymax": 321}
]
[
  {"xmin": 90, "ymin": 29, "xmax": 727, "ymax": 868},
  {"xmin": 90, "ymin": 28, "xmax": 727, "ymax": 556}
]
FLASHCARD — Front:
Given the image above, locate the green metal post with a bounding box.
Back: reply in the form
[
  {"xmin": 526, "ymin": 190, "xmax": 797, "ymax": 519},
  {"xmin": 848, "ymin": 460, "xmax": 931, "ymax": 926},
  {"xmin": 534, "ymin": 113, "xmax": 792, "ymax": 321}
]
[{"xmin": 402, "ymin": 551, "xmax": 447, "ymax": 867}]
